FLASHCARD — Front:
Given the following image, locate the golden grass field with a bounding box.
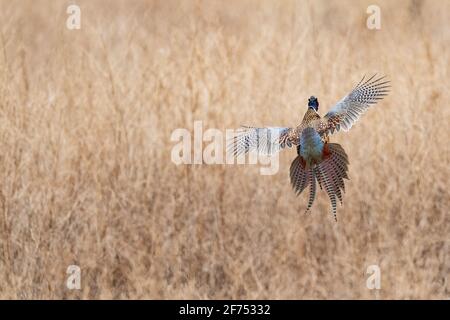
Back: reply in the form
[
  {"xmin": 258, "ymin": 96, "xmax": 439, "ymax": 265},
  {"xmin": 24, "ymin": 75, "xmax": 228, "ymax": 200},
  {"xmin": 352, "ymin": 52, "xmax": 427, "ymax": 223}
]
[{"xmin": 0, "ymin": 0, "xmax": 448, "ymax": 299}]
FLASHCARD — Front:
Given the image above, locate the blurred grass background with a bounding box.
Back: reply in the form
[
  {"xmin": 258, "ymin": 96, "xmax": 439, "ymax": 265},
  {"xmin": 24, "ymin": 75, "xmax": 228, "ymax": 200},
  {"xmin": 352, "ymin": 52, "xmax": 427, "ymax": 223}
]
[{"xmin": 0, "ymin": 0, "xmax": 448, "ymax": 299}]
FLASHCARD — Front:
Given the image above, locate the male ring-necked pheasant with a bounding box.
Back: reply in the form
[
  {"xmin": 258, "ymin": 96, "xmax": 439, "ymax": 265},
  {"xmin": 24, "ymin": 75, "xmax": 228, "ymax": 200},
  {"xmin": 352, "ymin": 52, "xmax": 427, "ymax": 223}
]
[{"xmin": 230, "ymin": 74, "xmax": 390, "ymax": 220}]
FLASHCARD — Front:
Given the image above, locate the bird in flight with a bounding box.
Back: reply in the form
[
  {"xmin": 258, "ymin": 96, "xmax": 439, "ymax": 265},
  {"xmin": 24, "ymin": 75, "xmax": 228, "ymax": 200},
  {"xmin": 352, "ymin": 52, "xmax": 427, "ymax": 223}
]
[{"xmin": 229, "ymin": 74, "xmax": 390, "ymax": 221}]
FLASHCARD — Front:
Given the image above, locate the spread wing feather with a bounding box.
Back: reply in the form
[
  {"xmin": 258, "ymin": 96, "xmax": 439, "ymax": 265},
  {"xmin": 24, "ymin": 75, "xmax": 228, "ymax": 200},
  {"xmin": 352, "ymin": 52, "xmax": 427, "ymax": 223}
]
[
  {"xmin": 228, "ymin": 126, "xmax": 293, "ymax": 156},
  {"xmin": 321, "ymin": 74, "xmax": 390, "ymax": 135}
]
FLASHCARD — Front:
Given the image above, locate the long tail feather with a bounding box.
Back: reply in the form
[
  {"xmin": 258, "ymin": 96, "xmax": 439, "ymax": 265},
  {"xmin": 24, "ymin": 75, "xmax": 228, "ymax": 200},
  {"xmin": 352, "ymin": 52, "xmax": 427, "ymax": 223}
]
[
  {"xmin": 305, "ymin": 171, "xmax": 316, "ymax": 214},
  {"xmin": 290, "ymin": 155, "xmax": 317, "ymax": 214},
  {"xmin": 290, "ymin": 143, "xmax": 349, "ymax": 221},
  {"xmin": 316, "ymin": 143, "xmax": 349, "ymax": 220},
  {"xmin": 289, "ymin": 156, "xmax": 309, "ymax": 195}
]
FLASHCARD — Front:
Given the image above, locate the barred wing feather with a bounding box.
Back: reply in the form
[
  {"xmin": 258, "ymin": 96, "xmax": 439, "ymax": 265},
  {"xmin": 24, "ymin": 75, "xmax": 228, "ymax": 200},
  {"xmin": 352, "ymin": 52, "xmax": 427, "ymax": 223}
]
[
  {"xmin": 228, "ymin": 126, "xmax": 292, "ymax": 156},
  {"xmin": 322, "ymin": 74, "xmax": 390, "ymax": 135}
]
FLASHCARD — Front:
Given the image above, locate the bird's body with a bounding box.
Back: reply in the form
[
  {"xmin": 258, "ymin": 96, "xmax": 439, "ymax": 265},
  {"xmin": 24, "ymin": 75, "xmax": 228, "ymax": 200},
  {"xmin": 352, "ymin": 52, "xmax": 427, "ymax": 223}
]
[
  {"xmin": 298, "ymin": 127, "xmax": 324, "ymax": 168},
  {"xmin": 230, "ymin": 74, "xmax": 390, "ymax": 220}
]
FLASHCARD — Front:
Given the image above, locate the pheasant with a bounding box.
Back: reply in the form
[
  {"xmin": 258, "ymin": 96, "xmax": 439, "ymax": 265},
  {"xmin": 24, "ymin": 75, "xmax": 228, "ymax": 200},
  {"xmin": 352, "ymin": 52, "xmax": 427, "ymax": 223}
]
[{"xmin": 229, "ymin": 74, "xmax": 390, "ymax": 220}]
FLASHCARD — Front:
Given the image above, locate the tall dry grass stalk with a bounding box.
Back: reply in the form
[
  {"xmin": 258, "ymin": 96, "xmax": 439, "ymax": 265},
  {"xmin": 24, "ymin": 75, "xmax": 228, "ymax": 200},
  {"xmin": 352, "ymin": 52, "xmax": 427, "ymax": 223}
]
[{"xmin": 0, "ymin": 0, "xmax": 448, "ymax": 299}]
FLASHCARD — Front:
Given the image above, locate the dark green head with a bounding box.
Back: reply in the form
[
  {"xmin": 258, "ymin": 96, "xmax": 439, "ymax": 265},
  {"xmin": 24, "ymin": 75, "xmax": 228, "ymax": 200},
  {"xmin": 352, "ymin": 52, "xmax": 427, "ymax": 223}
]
[{"xmin": 308, "ymin": 96, "xmax": 319, "ymax": 111}]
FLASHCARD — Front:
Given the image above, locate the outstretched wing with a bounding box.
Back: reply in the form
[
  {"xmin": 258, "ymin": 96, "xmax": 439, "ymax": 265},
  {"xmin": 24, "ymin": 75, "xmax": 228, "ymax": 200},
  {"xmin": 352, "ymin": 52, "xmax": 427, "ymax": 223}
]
[
  {"xmin": 228, "ymin": 126, "xmax": 293, "ymax": 156},
  {"xmin": 321, "ymin": 74, "xmax": 390, "ymax": 135}
]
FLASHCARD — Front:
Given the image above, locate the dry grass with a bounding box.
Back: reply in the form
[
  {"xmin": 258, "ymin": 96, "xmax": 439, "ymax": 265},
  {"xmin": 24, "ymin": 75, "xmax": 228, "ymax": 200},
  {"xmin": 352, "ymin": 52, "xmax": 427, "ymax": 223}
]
[{"xmin": 0, "ymin": 0, "xmax": 448, "ymax": 299}]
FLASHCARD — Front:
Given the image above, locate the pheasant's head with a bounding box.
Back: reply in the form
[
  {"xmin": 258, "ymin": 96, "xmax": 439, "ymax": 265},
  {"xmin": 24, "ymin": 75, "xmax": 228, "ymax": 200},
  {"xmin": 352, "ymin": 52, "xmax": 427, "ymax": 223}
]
[{"xmin": 308, "ymin": 96, "xmax": 319, "ymax": 111}]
